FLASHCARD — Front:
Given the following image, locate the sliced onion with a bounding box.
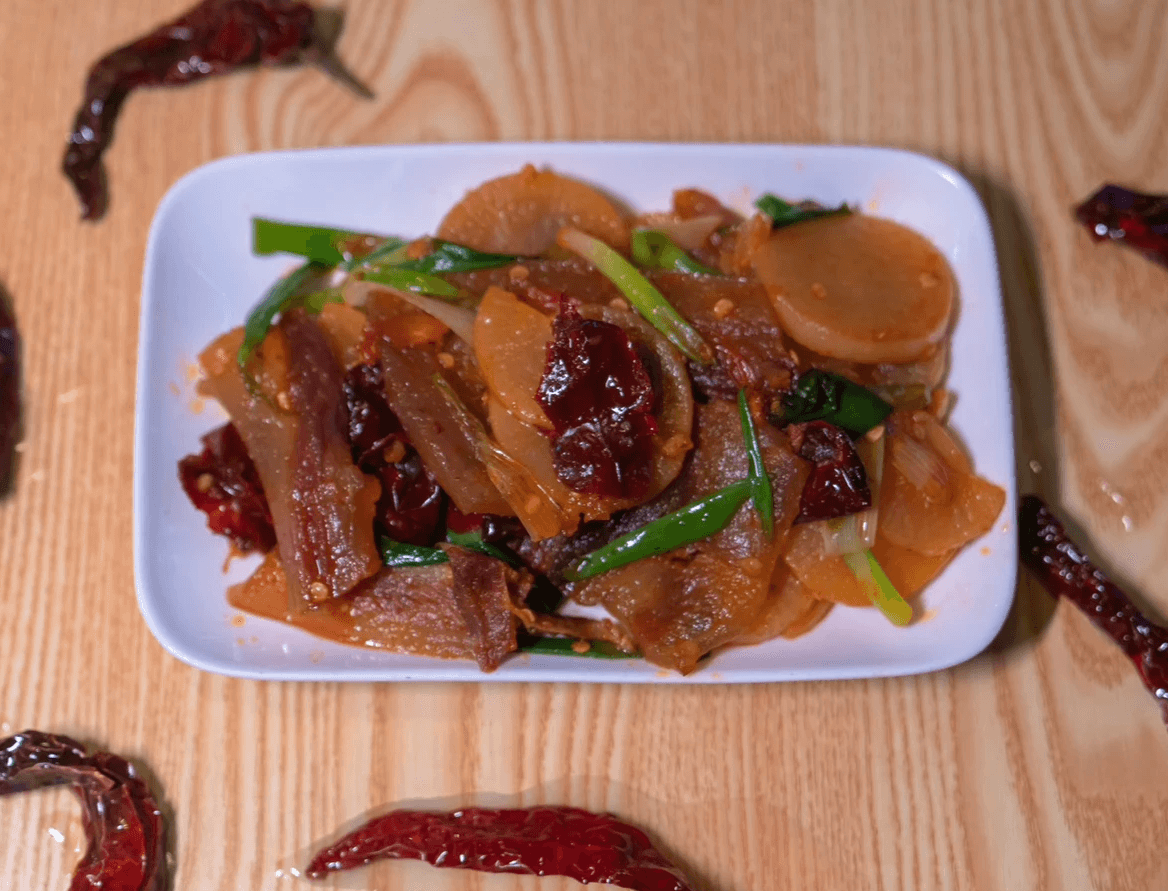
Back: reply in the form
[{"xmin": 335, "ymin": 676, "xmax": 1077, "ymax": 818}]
[
  {"xmin": 890, "ymin": 430, "xmax": 948, "ymax": 496},
  {"xmin": 345, "ymin": 280, "xmax": 476, "ymax": 344}
]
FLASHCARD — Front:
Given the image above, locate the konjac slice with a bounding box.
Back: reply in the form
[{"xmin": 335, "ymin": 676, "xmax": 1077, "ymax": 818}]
[
  {"xmin": 735, "ymin": 565, "xmax": 830, "ymax": 644},
  {"xmin": 879, "ymin": 410, "xmax": 1005, "ymax": 555},
  {"xmin": 473, "ymin": 286, "xmax": 554, "ymax": 429},
  {"xmin": 438, "ymin": 165, "xmax": 630, "ymax": 255},
  {"xmin": 869, "ymin": 532, "xmax": 955, "ymax": 598},
  {"xmin": 783, "ymin": 523, "xmax": 871, "ymax": 607},
  {"xmin": 753, "ymin": 213, "xmax": 955, "ymax": 363},
  {"xmin": 199, "ymin": 316, "xmax": 382, "ymax": 612}
]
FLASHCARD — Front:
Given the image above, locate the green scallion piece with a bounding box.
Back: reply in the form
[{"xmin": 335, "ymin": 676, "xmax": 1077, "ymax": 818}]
[
  {"xmin": 565, "ymin": 479, "xmax": 752, "ymax": 581},
  {"xmin": 630, "ymin": 229, "xmax": 720, "ymax": 275},
  {"xmin": 399, "ymin": 240, "xmax": 518, "ymax": 274},
  {"xmin": 842, "ymin": 549, "xmax": 913, "ymax": 626},
  {"xmin": 447, "ymin": 529, "xmax": 517, "ymax": 565},
  {"xmin": 253, "ymin": 217, "xmax": 371, "ymax": 266},
  {"xmin": 363, "ymin": 268, "xmax": 461, "ymax": 298},
  {"xmin": 519, "ymin": 637, "xmax": 639, "ymax": 659},
  {"xmin": 754, "ymin": 195, "xmax": 851, "ymax": 229},
  {"xmin": 776, "ymin": 370, "xmax": 893, "ymax": 437},
  {"xmin": 557, "ymin": 227, "xmax": 713, "ymax": 364},
  {"xmin": 737, "ymin": 390, "xmax": 774, "ymax": 537},
  {"xmin": 343, "ymin": 237, "xmax": 409, "ymax": 271},
  {"xmin": 237, "ymin": 261, "xmax": 328, "ymax": 369},
  {"xmin": 379, "ymin": 538, "xmax": 450, "ymax": 568}
]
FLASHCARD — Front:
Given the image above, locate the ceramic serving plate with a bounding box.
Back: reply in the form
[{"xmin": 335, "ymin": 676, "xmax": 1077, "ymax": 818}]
[{"xmin": 134, "ymin": 142, "xmax": 1016, "ymax": 683}]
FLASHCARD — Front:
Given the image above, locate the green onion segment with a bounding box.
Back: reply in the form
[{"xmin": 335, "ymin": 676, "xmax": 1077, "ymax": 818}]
[
  {"xmin": 754, "ymin": 195, "xmax": 851, "ymax": 230},
  {"xmin": 238, "ymin": 261, "xmax": 329, "ymax": 370},
  {"xmin": 777, "ymin": 370, "xmax": 893, "ymax": 437},
  {"xmin": 565, "ymin": 480, "xmax": 752, "ymax": 581},
  {"xmin": 841, "ymin": 550, "xmax": 913, "ymax": 626},
  {"xmin": 630, "ymin": 229, "xmax": 720, "ymax": 275},
  {"xmin": 557, "ymin": 227, "xmax": 713, "ymax": 364},
  {"xmin": 737, "ymin": 390, "xmax": 774, "ymax": 536},
  {"xmin": 379, "ymin": 538, "xmax": 450, "ymax": 568},
  {"xmin": 518, "ymin": 637, "xmax": 638, "ymax": 659}
]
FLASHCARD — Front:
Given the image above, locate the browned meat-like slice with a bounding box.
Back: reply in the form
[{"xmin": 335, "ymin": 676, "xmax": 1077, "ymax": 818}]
[
  {"xmin": 230, "ymin": 548, "xmax": 533, "ymax": 672},
  {"xmin": 552, "ymin": 400, "xmax": 809, "ymax": 674},
  {"xmin": 199, "ymin": 312, "xmax": 381, "ymax": 613}
]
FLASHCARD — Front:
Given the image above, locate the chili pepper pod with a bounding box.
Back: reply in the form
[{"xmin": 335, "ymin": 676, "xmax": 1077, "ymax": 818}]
[{"xmin": 0, "ymin": 284, "xmax": 19, "ymax": 493}]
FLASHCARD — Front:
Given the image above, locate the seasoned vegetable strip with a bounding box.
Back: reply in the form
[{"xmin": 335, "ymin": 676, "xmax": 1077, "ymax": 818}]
[
  {"xmin": 777, "ymin": 369, "xmax": 893, "ymax": 436},
  {"xmin": 238, "ymin": 260, "xmax": 327, "ymax": 369},
  {"xmin": 737, "ymin": 390, "xmax": 774, "ymax": 535},
  {"xmin": 755, "ymin": 194, "xmax": 850, "ymax": 229}
]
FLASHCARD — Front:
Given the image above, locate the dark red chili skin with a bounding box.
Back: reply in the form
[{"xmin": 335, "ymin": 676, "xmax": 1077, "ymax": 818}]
[
  {"xmin": 1019, "ymin": 495, "xmax": 1168, "ymax": 726},
  {"xmin": 179, "ymin": 422, "xmax": 277, "ymax": 553},
  {"xmin": 64, "ymin": 0, "xmax": 317, "ymax": 220},
  {"xmin": 1075, "ymin": 184, "xmax": 1168, "ymax": 269},
  {"xmin": 343, "ymin": 362, "xmax": 444, "ymax": 546},
  {"xmin": 0, "ymin": 730, "xmax": 167, "ymax": 891},
  {"xmin": 537, "ymin": 301, "xmax": 658, "ymax": 500},
  {"xmin": 791, "ymin": 420, "xmax": 872, "ymax": 524},
  {"xmin": 0, "ymin": 287, "xmax": 18, "ymax": 492},
  {"xmin": 305, "ymin": 805, "xmax": 695, "ymax": 891}
]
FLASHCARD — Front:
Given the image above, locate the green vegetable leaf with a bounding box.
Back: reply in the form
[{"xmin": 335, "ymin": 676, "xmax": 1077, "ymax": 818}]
[
  {"xmin": 776, "ymin": 370, "xmax": 893, "ymax": 437},
  {"xmin": 379, "ymin": 538, "xmax": 450, "ymax": 568},
  {"xmin": 253, "ymin": 218, "xmax": 374, "ymax": 266},
  {"xmin": 363, "ymin": 268, "xmax": 461, "ymax": 298},
  {"xmin": 518, "ymin": 637, "xmax": 639, "ymax": 659},
  {"xmin": 446, "ymin": 530, "xmax": 518, "ymax": 565},
  {"xmin": 237, "ymin": 261, "xmax": 329, "ymax": 370},
  {"xmin": 842, "ymin": 550, "xmax": 913, "ymax": 626},
  {"xmin": 630, "ymin": 230, "xmax": 720, "ymax": 275},
  {"xmin": 754, "ymin": 195, "xmax": 851, "ymax": 230},
  {"xmin": 557, "ymin": 227, "xmax": 713, "ymax": 364},
  {"xmin": 737, "ymin": 390, "xmax": 774, "ymax": 537},
  {"xmin": 399, "ymin": 240, "xmax": 518, "ymax": 274},
  {"xmin": 565, "ymin": 480, "xmax": 753, "ymax": 581}
]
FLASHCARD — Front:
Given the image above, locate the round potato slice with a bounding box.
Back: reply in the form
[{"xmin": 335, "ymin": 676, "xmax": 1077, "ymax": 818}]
[
  {"xmin": 438, "ymin": 165, "xmax": 629, "ymax": 255},
  {"xmin": 753, "ymin": 213, "xmax": 955, "ymax": 363}
]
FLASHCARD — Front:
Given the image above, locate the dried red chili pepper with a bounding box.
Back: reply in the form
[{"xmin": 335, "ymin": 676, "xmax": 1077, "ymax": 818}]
[
  {"xmin": 1019, "ymin": 495, "xmax": 1168, "ymax": 727},
  {"xmin": 64, "ymin": 0, "xmax": 371, "ymax": 221},
  {"xmin": 0, "ymin": 730, "xmax": 167, "ymax": 891},
  {"xmin": 1075, "ymin": 184, "xmax": 1168, "ymax": 269},
  {"xmin": 305, "ymin": 804, "xmax": 695, "ymax": 890},
  {"xmin": 537, "ymin": 301, "xmax": 658, "ymax": 499},
  {"xmin": 343, "ymin": 361, "xmax": 445, "ymax": 546},
  {"xmin": 179, "ymin": 422, "xmax": 276, "ymax": 553},
  {"xmin": 791, "ymin": 420, "xmax": 872, "ymax": 524},
  {"xmin": 0, "ymin": 285, "xmax": 19, "ymax": 493}
]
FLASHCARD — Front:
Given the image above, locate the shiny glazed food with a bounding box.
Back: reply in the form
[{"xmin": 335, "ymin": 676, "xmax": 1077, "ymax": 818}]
[{"xmin": 178, "ymin": 167, "xmax": 1005, "ymax": 674}]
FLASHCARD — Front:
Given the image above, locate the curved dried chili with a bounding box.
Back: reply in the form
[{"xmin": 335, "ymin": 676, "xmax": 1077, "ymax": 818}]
[
  {"xmin": 64, "ymin": 0, "xmax": 370, "ymax": 220},
  {"xmin": 306, "ymin": 804, "xmax": 695, "ymax": 890},
  {"xmin": 0, "ymin": 286, "xmax": 18, "ymax": 493},
  {"xmin": 1075, "ymin": 184, "xmax": 1168, "ymax": 269},
  {"xmin": 0, "ymin": 730, "xmax": 167, "ymax": 891},
  {"xmin": 1019, "ymin": 495, "xmax": 1168, "ymax": 726}
]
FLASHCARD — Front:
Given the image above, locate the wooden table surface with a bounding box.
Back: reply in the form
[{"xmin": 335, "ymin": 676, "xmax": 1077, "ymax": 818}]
[{"xmin": 2, "ymin": 1, "xmax": 1167, "ymax": 888}]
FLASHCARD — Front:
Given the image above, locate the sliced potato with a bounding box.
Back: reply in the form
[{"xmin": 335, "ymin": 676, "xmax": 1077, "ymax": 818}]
[
  {"xmin": 754, "ymin": 213, "xmax": 954, "ymax": 363},
  {"xmin": 438, "ymin": 165, "xmax": 629, "ymax": 255}
]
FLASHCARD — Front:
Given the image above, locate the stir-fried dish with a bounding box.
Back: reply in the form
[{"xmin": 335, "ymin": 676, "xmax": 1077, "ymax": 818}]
[{"xmin": 178, "ymin": 165, "xmax": 1006, "ymax": 673}]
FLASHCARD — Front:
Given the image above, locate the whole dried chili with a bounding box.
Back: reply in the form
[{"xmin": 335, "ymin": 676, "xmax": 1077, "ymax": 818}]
[
  {"xmin": 305, "ymin": 804, "xmax": 695, "ymax": 890},
  {"xmin": 64, "ymin": 0, "xmax": 370, "ymax": 221},
  {"xmin": 179, "ymin": 422, "xmax": 276, "ymax": 553},
  {"xmin": 1019, "ymin": 495, "xmax": 1168, "ymax": 727},
  {"xmin": 537, "ymin": 300, "xmax": 658, "ymax": 499},
  {"xmin": 0, "ymin": 730, "xmax": 167, "ymax": 891},
  {"xmin": 0, "ymin": 285, "xmax": 18, "ymax": 493},
  {"xmin": 1075, "ymin": 184, "xmax": 1168, "ymax": 269},
  {"xmin": 790, "ymin": 420, "xmax": 872, "ymax": 524}
]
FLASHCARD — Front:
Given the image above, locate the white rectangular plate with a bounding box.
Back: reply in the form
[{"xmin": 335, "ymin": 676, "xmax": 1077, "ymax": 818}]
[{"xmin": 134, "ymin": 142, "xmax": 1016, "ymax": 683}]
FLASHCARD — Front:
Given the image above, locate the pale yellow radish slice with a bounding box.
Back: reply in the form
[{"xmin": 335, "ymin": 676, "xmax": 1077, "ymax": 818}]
[
  {"xmin": 473, "ymin": 286, "xmax": 554, "ymax": 429},
  {"xmin": 438, "ymin": 165, "xmax": 629, "ymax": 255},
  {"xmin": 753, "ymin": 213, "xmax": 955, "ymax": 363}
]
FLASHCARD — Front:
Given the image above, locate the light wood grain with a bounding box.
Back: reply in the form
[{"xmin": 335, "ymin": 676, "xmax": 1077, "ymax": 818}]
[{"xmin": 2, "ymin": 1, "xmax": 1167, "ymax": 889}]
